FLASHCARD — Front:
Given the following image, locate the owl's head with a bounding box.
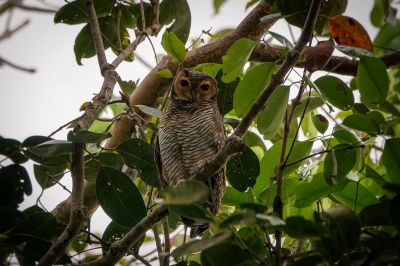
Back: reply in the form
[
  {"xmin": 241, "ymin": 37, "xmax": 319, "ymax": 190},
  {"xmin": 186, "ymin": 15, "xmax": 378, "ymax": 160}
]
[{"xmin": 172, "ymin": 69, "xmax": 218, "ymax": 102}]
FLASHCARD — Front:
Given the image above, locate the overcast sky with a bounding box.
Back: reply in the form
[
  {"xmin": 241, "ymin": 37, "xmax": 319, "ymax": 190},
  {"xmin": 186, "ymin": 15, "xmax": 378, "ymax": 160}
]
[{"xmin": 0, "ymin": 0, "xmax": 376, "ymax": 234}]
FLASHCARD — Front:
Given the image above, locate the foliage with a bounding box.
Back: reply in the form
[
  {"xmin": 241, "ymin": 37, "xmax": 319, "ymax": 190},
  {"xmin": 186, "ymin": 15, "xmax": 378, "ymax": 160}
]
[{"xmin": 1, "ymin": 0, "xmax": 400, "ymax": 265}]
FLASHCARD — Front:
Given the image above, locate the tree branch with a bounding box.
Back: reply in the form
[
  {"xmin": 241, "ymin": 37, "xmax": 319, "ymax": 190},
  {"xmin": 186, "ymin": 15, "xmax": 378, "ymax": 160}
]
[
  {"xmin": 84, "ymin": 0, "xmax": 107, "ymax": 72},
  {"xmin": 0, "ymin": 19, "xmax": 29, "ymax": 42},
  {"xmin": 193, "ymin": 0, "xmax": 323, "ymax": 184},
  {"xmin": 80, "ymin": 205, "xmax": 168, "ymax": 266},
  {"xmin": 0, "ymin": 55, "xmax": 35, "ymax": 73},
  {"xmin": 38, "ymin": 143, "xmax": 85, "ymax": 265}
]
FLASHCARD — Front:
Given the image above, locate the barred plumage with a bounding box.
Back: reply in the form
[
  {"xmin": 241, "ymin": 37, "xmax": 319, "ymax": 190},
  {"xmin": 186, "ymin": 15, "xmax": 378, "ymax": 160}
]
[{"xmin": 155, "ymin": 69, "xmax": 226, "ymax": 237}]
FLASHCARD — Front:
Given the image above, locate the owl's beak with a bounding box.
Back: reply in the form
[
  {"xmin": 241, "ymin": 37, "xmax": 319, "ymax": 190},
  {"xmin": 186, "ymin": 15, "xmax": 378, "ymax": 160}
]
[{"xmin": 191, "ymin": 88, "xmax": 197, "ymax": 102}]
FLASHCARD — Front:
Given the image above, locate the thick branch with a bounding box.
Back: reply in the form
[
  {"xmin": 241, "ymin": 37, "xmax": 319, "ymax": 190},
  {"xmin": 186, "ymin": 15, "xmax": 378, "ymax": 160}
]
[
  {"xmin": 38, "ymin": 143, "xmax": 85, "ymax": 265},
  {"xmin": 252, "ymin": 43, "xmax": 400, "ymax": 76},
  {"xmin": 46, "ymin": 2, "xmax": 115, "ymax": 263},
  {"xmin": 106, "ymin": 0, "xmax": 274, "ymax": 149},
  {"xmin": 81, "ymin": 205, "xmax": 168, "ymax": 266}
]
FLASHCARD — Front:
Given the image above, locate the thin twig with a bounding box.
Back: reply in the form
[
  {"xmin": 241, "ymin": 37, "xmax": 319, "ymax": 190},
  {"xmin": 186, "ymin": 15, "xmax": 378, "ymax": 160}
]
[
  {"xmin": 152, "ymin": 225, "xmax": 164, "ymax": 265},
  {"xmin": 129, "ymin": 251, "xmax": 153, "ymax": 266},
  {"xmin": 162, "ymin": 217, "xmax": 170, "ymax": 266},
  {"xmin": 48, "ymin": 117, "xmax": 80, "ymax": 138},
  {"xmin": 0, "ymin": 55, "xmax": 35, "ymax": 73},
  {"xmin": 0, "ymin": 19, "xmax": 29, "ymax": 41},
  {"xmin": 84, "ymin": 0, "xmax": 107, "ymax": 71}
]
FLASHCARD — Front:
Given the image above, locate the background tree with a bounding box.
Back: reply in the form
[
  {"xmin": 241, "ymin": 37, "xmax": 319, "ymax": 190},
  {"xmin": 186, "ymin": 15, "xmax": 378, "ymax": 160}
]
[{"xmin": 1, "ymin": 0, "xmax": 400, "ymax": 265}]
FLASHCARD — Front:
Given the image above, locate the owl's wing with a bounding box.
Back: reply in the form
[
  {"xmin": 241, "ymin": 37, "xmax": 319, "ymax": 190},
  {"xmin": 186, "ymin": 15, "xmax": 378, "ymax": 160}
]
[{"xmin": 154, "ymin": 137, "xmax": 166, "ymax": 188}]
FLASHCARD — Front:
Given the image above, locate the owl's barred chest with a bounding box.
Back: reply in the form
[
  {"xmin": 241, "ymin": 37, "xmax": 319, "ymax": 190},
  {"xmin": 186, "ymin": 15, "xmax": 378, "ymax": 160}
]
[{"xmin": 158, "ymin": 104, "xmax": 223, "ymax": 184}]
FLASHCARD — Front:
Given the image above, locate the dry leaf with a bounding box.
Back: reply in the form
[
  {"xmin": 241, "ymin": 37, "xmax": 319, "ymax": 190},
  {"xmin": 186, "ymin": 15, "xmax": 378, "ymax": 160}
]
[
  {"xmin": 302, "ymin": 39, "xmax": 335, "ymax": 72},
  {"xmin": 328, "ymin": 15, "xmax": 373, "ymax": 52},
  {"xmin": 79, "ymin": 101, "xmax": 92, "ymax": 111}
]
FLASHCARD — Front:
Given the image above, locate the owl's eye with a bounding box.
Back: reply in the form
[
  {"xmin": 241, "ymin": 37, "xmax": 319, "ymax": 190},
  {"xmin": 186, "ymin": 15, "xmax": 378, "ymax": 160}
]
[
  {"xmin": 200, "ymin": 84, "xmax": 210, "ymax": 91},
  {"xmin": 180, "ymin": 79, "xmax": 189, "ymax": 87}
]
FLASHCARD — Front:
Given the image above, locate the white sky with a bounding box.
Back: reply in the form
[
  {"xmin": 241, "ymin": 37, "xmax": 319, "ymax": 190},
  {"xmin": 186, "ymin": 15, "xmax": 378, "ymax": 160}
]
[{"xmin": 0, "ymin": 0, "xmax": 376, "ymax": 236}]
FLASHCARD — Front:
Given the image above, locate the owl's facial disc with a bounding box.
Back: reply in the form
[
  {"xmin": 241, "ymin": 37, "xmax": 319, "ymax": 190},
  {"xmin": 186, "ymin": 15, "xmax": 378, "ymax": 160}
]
[
  {"xmin": 173, "ymin": 69, "xmax": 218, "ymax": 102},
  {"xmin": 173, "ymin": 71, "xmax": 192, "ymax": 101},
  {"xmin": 195, "ymin": 79, "xmax": 217, "ymax": 101}
]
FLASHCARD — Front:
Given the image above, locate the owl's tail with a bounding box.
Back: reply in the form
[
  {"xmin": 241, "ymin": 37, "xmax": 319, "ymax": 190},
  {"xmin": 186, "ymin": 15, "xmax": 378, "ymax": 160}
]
[{"xmin": 181, "ymin": 217, "xmax": 209, "ymax": 238}]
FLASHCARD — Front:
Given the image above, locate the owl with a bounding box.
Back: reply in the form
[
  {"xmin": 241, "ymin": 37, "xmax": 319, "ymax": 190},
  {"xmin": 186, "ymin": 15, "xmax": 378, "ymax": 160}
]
[{"xmin": 155, "ymin": 68, "xmax": 226, "ymax": 237}]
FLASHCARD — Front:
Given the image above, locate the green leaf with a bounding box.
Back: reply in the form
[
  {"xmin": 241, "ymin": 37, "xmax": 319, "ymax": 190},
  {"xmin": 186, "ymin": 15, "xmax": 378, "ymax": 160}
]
[
  {"xmin": 84, "ymin": 152, "xmax": 124, "ymax": 181},
  {"xmin": 54, "ymin": 0, "xmax": 114, "ymax": 25},
  {"xmin": 22, "ymin": 136, "xmax": 70, "ymax": 166},
  {"xmin": 222, "ymin": 38, "xmax": 255, "ymax": 83},
  {"xmin": 194, "ymin": 63, "xmax": 223, "ymax": 78},
  {"xmin": 332, "ymin": 181, "xmax": 380, "ymax": 211},
  {"xmin": 315, "ymin": 0, "xmax": 347, "ymax": 34},
  {"xmin": 172, "ymin": 233, "xmax": 232, "ymax": 258},
  {"xmin": 244, "ymin": 131, "xmax": 267, "ymax": 153},
  {"xmin": 291, "ymin": 96, "xmax": 324, "ymax": 118},
  {"xmin": 10, "ymin": 212, "xmax": 57, "ymax": 240},
  {"xmin": 74, "ymin": 17, "xmax": 123, "ymax": 65},
  {"xmin": 314, "ymin": 206, "xmax": 360, "ymax": 260},
  {"xmin": 359, "ymin": 202, "xmax": 391, "ymax": 226},
  {"xmin": 216, "ymin": 74, "xmax": 240, "ymax": 116},
  {"xmin": 222, "ymin": 187, "xmax": 253, "ymax": 206},
  {"xmin": 278, "ymin": 0, "xmax": 312, "ymax": 28},
  {"xmin": 7, "ymin": 235, "xmax": 71, "ymax": 264},
  {"xmin": 159, "ymin": 0, "xmax": 191, "ymax": 43},
  {"xmin": 101, "ymin": 221, "xmax": 132, "ymax": 253},
  {"xmin": 226, "ymin": 145, "xmax": 260, "ymax": 192},
  {"xmin": 163, "ymin": 180, "xmax": 209, "ymax": 205},
  {"xmin": 253, "ymin": 140, "xmax": 313, "ymax": 196},
  {"xmin": 233, "ymin": 62, "xmax": 276, "ymax": 117},
  {"xmin": 276, "ymin": 216, "xmax": 320, "ymax": 238},
  {"xmin": 28, "ymin": 140, "xmax": 72, "ymax": 157},
  {"xmin": 335, "ymin": 45, "xmax": 373, "ymax": 58},
  {"xmin": 268, "ymin": 31, "xmax": 294, "ymax": 49},
  {"xmin": 220, "ymin": 209, "xmax": 257, "ymax": 228},
  {"xmin": 294, "ymin": 173, "xmax": 348, "ymax": 208},
  {"xmin": 118, "ymin": 79, "xmax": 137, "ymax": 95},
  {"xmin": 382, "ymin": 138, "xmax": 400, "ymax": 183},
  {"xmin": 0, "ymin": 164, "xmax": 32, "ymax": 207},
  {"xmin": 357, "ymin": 56, "xmax": 389, "ymax": 105},
  {"xmin": 373, "ymin": 20, "xmax": 400, "ymax": 56},
  {"xmin": 135, "ymin": 105, "xmax": 164, "ymax": 119},
  {"xmin": 157, "ymin": 68, "xmax": 174, "ymax": 79},
  {"xmin": 33, "ymin": 164, "xmax": 66, "ymax": 189},
  {"xmin": 324, "ymin": 144, "xmax": 357, "ymax": 185},
  {"xmin": 333, "ymin": 127, "xmax": 359, "ymax": 144},
  {"xmin": 312, "ymin": 114, "xmax": 329, "ymax": 134},
  {"xmin": 342, "ymin": 113, "xmax": 380, "ymax": 134},
  {"xmin": 169, "ymin": 205, "xmax": 212, "ymax": 223},
  {"xmin": 67, "ymin": 130, "xmax": 111, "ymax": 143},
  {"xmin": 161, "ymin": 31, "xmax": 186, "ymax": 62},
  {"xmin": 116, "ymin": 138, "xmax": 160, "ymax": 187},
  {"xmin": 213, "ymin": 0, "xmax": 228, "ymax": 13},
  {"xmin": 370, "ymin": 0, "xmax": 385, "ymax": 27},
  {"xmin": 257, "ymin": 85, "xmax": 290, "ymax": 138},
  {"xmin": 201, "ymin": 243, "xmax": 255, "ymax": 266},
  {"xmin": 96, "ymin": 167, "xmax": 147, "ymax": 227},
  {"xmin": 0, "ymin": 138, "xmax": 28, "ymax": 164},
  {"xmin": 314, "ymin": 76, "xmax": 354, "ymax": 110}
]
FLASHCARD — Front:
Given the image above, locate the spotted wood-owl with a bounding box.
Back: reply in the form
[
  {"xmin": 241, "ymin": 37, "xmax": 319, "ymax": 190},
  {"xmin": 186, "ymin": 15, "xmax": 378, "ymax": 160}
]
[{"xmin": 155, "ymin": 68, "xmax": 226, "ymax": 237}]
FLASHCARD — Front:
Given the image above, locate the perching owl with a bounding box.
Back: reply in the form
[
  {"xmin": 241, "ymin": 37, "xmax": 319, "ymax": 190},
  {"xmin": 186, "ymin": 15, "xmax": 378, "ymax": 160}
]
[{"xmin": 155, "ymin": 68, "xmax": 226, "ymax": 237}]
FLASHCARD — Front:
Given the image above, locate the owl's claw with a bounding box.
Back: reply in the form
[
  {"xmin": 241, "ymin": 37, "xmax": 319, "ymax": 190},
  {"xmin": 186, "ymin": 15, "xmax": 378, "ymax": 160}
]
[{"xmin": 227, "ymin": 135, "xmax": 245, "ymax": 154}]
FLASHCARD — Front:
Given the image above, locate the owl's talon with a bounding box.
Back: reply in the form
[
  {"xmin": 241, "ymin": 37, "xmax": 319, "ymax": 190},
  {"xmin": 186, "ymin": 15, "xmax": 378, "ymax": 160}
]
[{"xmin": 227, "ymin": 135, "xmax": 245, "ymax": 153}]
